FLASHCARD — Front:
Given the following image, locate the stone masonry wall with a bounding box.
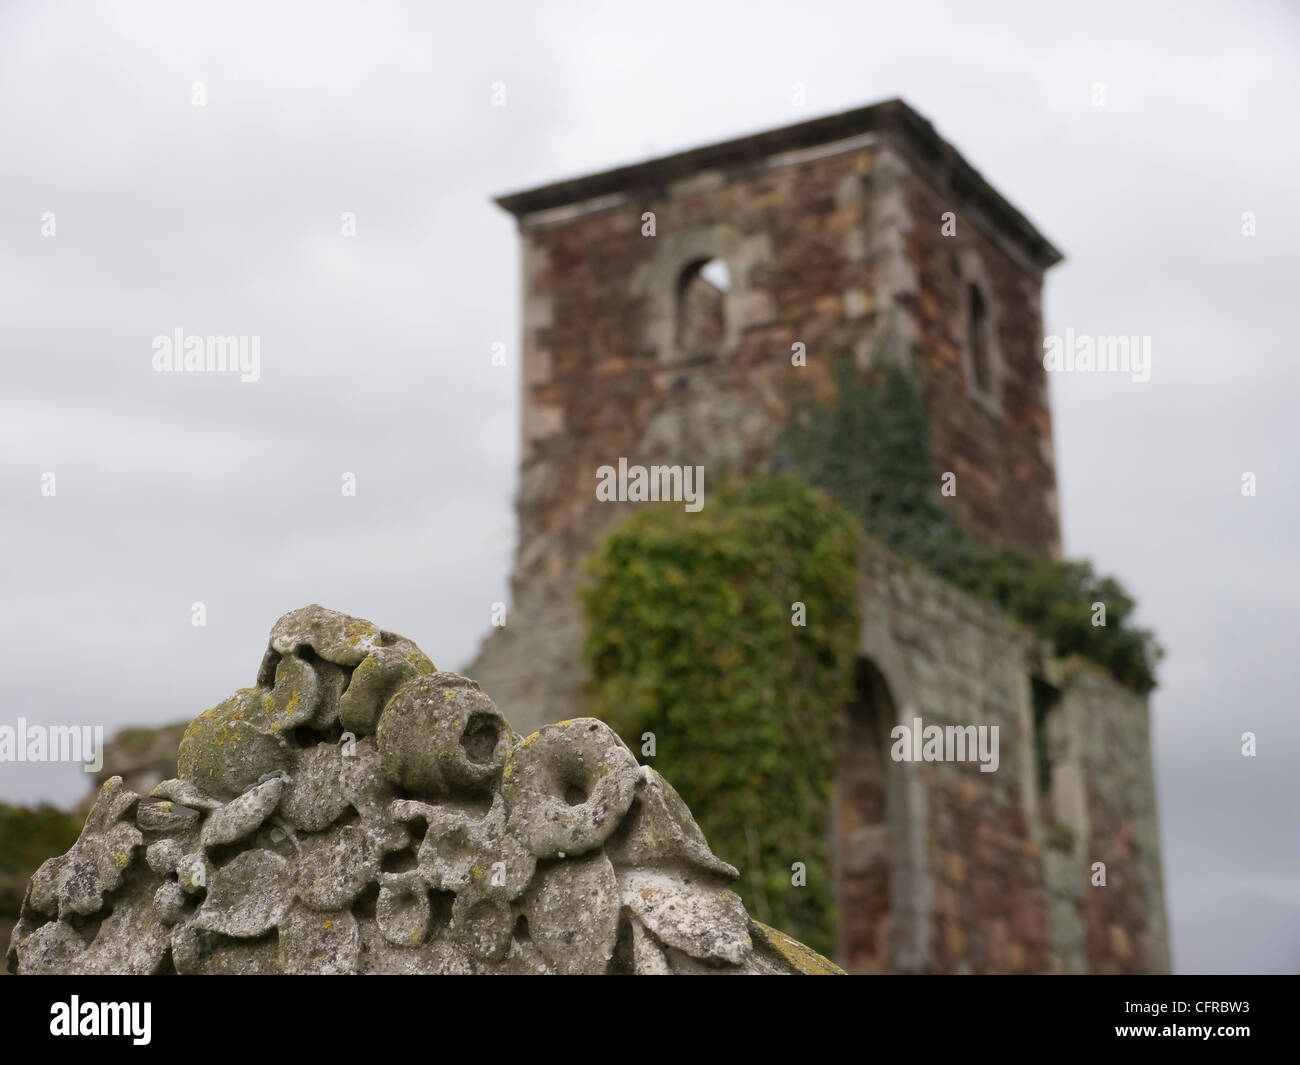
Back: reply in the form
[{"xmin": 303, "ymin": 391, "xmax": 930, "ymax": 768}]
[
  {"xmin": 506, "ymin": 130, "xmax": 1061, "ymax": 593},
  {"xmin": 510, "ymin": 140, "xmax": 879, "ymax": 592},
  {"xmin": 470, "ymin": 531, "xmax": 1170, "ymax": 973},
  {"xmin": 853, "ymin": 535, "xmax": 1168, "ymax": 973},
  {"xmin": 900, "ymin": 173, "xmax": 1062, "ymax": 558}
]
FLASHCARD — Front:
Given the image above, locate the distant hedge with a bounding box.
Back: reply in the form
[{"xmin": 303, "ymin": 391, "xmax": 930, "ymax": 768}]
[{"xmin": 0, "ymin": 802, "xmax": 83, "ymax": 914}]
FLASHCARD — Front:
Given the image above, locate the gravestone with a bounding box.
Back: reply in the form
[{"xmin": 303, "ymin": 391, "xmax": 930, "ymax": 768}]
[{"xmin": 7, "ymin": 605, "xmax": 840, "ymax": 975}]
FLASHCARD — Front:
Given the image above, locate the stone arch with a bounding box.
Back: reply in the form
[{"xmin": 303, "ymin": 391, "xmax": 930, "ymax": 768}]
[
  {"xmin": 675, "ymin": 257, "xmax": 730, "ymax": 356},
  {"xmin": 834, "ymin": 656, "xmax": 898, "ymax": 972},
  {"xmin": 630, "ymin": 222, "xmax": 773, "ymax": 367}
]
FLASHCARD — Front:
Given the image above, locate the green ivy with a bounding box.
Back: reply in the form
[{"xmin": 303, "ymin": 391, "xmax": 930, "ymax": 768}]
[
  {"xmin": 580, "ymin": 357, "xmax": 1161, "ymax": 959},
  {"xmin": 582, "ymin": 476, "xmax": 860, "ymax": 955},
  {"xmin": 782, "ymin": 357, "xmax": 1162, "ymax": 694}
]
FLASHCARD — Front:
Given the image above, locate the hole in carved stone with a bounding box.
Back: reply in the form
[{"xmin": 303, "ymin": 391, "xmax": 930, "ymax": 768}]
[
  {"xmin": 67, "ymin": 904, "xmax": 112, "ymax": 946},
  {"xmin": 154, "ymin": 947, "xmax": 178, "ymax": 975},
  {"xmin": 381, "ymin": 845, "xmax": 418, "ymax": 874},
  {"xmin": 351, "ymin": 881, "xmax": 379, "ymax": 919},
  {"xmin": 460, "ymin": 713, "xmax": 499, "ymax": 764},
  {"xmin": 563, "ymin": 783, "xmax": 588, "ymax": 806},
  {"xmin": 513, "ymin": 914, "xmax": 531, "ymax": 945},
  {"xmin": 609, "ymin": 916, "xmax": 635, "ymax": 974},
  {"xmin": 429, "ymin": 890, "xmax": 455, "ymax": 930},
  {"xmin": 293, "ymin": 722, "xmax": 344, "ymax": 749},
  {"xmin": 257, "ymin": 651, "xmax": 282, "ymax": 689},
  {"xmin": 205, "ymin": 841, "xmax": 247, "ymax": 868},
  {"xmin": 405, "ymin": 816, "xmax": 428, "ymax": 846}
]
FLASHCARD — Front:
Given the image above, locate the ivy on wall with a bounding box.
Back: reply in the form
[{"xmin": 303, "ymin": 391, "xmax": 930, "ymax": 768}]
[
  {"xmin": 582, "ymin": 476, "xmax": 860, "ymax": 955},
  {"xmin": 782, "ymin": 358, "xmax": 1163, "ymax": 694},
  {"xmin": 580, "ymin": 355, "xmax": 1162, "ymax": 958}
]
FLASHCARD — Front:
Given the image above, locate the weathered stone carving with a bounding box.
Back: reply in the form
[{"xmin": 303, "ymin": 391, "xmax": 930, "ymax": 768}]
[{"xmin": 7, "ymin": 606, "xmax": 841, "ymax": 975}]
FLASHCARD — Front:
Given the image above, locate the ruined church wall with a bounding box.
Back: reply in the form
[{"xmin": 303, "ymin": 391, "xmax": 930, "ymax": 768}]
[{"xmin": 853, "ymin": 535, "xmax": 1168, "ymax": 973}]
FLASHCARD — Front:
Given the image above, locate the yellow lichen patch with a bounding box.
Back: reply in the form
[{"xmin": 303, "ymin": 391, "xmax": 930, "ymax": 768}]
[
  {"xmin": 353, "ymin": 656, "xmax": 379, "ymax": 679},
  {"xmin": 407, "ymin": 651, "xmax": 436, "ymax": 673},
  {"xmin": 344, "ymin": 620, "xmax": 376, "ymax": 647}
]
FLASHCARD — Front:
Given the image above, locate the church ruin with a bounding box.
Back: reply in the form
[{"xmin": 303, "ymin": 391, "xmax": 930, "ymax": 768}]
[{"xmin": 468, "ymin": 97, "xmax": 1169, "ymax": 973}]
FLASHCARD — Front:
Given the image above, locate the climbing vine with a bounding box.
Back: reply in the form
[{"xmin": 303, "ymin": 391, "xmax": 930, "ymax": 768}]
[
  {"xmin": 582, "ymin": 476, "xmax": 859, "ymax": 955},
  {"xmin": 781, "ymin": 357, "xmax": 1162, "ymax": 694},
  {"xmin": 581, "ymin": 355, "xmax": 1161, "ymax": 959}
]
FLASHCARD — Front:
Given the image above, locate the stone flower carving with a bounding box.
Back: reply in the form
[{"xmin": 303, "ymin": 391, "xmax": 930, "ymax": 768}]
[{"xmin": 7, "ymin": 605, "xmax": 842, "ymax": 975}]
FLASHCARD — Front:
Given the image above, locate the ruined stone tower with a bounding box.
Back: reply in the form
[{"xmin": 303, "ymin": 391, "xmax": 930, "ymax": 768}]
[{"xmin": 468, "ymin": 99, "xmax": 1169, "ymax": 973}]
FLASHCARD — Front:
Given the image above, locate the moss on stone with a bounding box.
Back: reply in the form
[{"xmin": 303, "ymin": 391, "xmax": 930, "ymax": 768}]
[{"xmin": 751, "ymin": 920, "xmax": 844, "ymax": 975}]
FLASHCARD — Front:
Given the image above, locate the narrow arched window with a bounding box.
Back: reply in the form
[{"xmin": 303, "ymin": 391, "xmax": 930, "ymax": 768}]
[
  {"xmin": 676, "ymin": 257, "xmax": 729, "ymax": 355},
  {"xmin": 968, "ymin": 283, "xmax": 992, "ymax": 394}
]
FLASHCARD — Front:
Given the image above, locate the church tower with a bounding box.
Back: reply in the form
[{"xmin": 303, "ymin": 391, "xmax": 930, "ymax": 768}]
[{"xmin": 469, "ymin": 99, "xmax": 1169, "ymax": 973}]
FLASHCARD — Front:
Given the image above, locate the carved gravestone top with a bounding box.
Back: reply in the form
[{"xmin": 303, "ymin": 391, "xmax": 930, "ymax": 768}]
[{"xmin": 7, "ymin": 605, "xmax": 841, "ymax": 975}]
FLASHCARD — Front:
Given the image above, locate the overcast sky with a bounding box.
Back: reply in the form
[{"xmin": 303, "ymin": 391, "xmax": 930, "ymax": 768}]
[{"xmin": 1, "ymin": 0, "xmax": 1296, "ymax": 974}]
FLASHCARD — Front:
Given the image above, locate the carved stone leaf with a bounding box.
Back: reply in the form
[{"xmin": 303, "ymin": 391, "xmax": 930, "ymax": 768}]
[
  {"xmin": 630, "ymin": 915, "xmax": 673, "ymax": 974},
  {"xmin": 295, "ymin": 824, "xmax": 375, "ymax": 912},
  {"xmin": 194, "ymin": 850, "xmax": 291, "ymax": 937},
  {"xmin": 620, "ymin": 869, "xmax": 752, "ymax": 965},
  {"xmin": 605, "ymin": 766, "xmax": 739, "ymax": 879},
  {"xmin": 137, "ymin": 800, "xmax": 201, "ymax": 834},
  {"xmin": 81, "ymin": 892, "xmax": 171, "ymax": 974},
  {"xmin": 524, "ymin": 852, "xmax": 619, "ymax": 974},
  {"xmin": 12, "ymin": 919, "xmax": 85, "ymax": 974},
  {"xmin": 280, "ymin": 744, "xmax": 349, "ymax": 832},
  {"xmin": 201, "ymin": 777, "xmax": 284, "ymax": 848}
]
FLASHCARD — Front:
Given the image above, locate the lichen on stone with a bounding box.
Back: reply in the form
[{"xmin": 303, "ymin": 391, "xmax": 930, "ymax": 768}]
[{"xmin": 6, "ymin": 604, "xmax": 842, "ymax": 975}]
